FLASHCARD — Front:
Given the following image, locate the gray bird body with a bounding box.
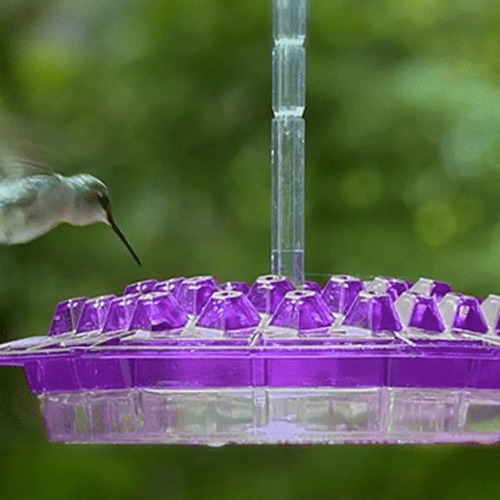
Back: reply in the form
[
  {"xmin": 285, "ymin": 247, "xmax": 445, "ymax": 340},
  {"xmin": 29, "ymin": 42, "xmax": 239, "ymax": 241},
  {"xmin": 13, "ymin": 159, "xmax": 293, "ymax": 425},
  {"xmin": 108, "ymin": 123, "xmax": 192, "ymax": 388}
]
[
  {"xmin": 0, "ymin": 151, "xmax": 141, "ymax": 264},
  {"xmin": 0, "ymin": 173, "xmax": 100, "ymax": 244}
]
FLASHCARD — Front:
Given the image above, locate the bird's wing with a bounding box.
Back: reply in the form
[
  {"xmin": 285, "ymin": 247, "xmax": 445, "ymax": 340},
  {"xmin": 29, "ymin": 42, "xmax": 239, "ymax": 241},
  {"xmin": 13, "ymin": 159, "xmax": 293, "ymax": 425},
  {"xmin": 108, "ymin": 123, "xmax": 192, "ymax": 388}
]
[{"xmin": 0, "ymin": 153, "xmax": 54, "ymax": 179}]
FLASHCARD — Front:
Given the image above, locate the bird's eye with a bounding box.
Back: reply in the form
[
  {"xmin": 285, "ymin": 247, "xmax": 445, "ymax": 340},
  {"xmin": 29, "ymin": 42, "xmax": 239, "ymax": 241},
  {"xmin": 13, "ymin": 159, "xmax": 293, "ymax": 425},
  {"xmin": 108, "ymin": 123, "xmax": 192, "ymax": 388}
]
[{"xmin": 98, "ymin": 194, "xmax": 110, "ymax": 210}]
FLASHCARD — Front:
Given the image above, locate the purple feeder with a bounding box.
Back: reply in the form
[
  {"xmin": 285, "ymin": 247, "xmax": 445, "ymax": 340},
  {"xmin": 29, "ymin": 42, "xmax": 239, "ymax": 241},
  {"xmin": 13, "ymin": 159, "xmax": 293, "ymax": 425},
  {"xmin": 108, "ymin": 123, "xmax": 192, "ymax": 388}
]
[{"xmin": 1, "ymin": 0, "xmax": 500, "ymax": 447}]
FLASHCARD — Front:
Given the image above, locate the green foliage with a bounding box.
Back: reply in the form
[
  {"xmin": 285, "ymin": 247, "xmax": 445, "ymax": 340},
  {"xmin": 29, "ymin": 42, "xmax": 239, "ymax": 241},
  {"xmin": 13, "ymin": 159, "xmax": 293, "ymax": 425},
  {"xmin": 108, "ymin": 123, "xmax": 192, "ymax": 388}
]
[{"xmin": 0, "ymin": 1, "xmax": 500, "ymax": 498}]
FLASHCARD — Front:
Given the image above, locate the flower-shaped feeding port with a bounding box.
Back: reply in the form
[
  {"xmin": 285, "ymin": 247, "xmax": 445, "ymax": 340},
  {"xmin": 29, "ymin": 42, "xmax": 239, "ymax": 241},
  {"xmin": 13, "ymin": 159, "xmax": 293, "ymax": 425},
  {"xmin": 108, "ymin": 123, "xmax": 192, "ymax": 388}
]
[
  {"xmin": 247, "ymin": 275, "xmax": 295, "ymax": 314},
  {"xmin": 152, "ymin": 277, "xmax": 185, "ymax": 296},
  {"xmin": 439, "ymin": 293, "xmax": 488, "ymax": 334},
  {"xmin": 176, "ymin": 276, "xmax": 219, "ymax": 315},
  {"xmin": 124, "ymin": 279, "xmax": 158, "ymax": 295},
  {"xmin": 129, "ymin": 292, "xmax": 188, "ymax": 333},
  {"xmin": 409, "ymin": 278, "xmax": 453, "ymax": 301},
  {"xmin": 395, "ymin": 292, "xmax": 445, "ymax": 333},
  {"xmin": 102, "ymin": 294, "xmax": 141, "ymax": 333},
  {"xmin": 196, "ymin": 290, "xmax": 260, "ymax": 335},
  {"xmin": 76, "ymin": 295, "xmax": 117, "ymax": 334},
  {"xmin": 321, "ymin": 275, "xmax": 364, "ymax": 314},
  {"xmin": 366, "ymin": 277, "xmax": 410, "ymax": 301},
  {"xmin": 343, "ymin": 291, "xmax": 402, "ymax": 333},
  {"xmin": 269, "ymin": 290, "xmax": 334, "ymax": 333},
  {"xmin": 48, "ymin": 297, "xmax": 88, "ymax": 336}
]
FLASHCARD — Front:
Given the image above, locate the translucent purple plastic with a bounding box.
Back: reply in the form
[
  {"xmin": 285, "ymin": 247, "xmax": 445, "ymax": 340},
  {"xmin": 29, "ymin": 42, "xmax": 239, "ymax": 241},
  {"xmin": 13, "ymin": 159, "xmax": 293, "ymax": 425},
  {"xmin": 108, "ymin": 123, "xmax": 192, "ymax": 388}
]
[
  {"xmin": 129, "ymin": 292, "xmax": 188, "ymax": 332},
  {"xmin": 5, "ymin": 272, "xmax": 500, "ymax": 391},
  {"xmin": 395, "ymin": 292, "xmax": 444, "ymax": 333},
  {"xmin": 48, "ymin": 297, "xmax": 88, "ymax": 336},
  {"xmin": 4, "ymin": 274, "xmax": 500, "ymax": 444},
  {"xmin": 177, "ymin": 276, "xmax": 218, "ymax": 315},
  {"xmin": 344, "ymin": 291, "xmax": 402, "ymax": 332},
  {"xmin": 76, "ymin": 295, "xmax": 116, "ymax": 333},
  {"xmin": 102, "ymin": 294, "xmax": 140, "ymax": 333},
  {"xmin": 321, "ymin": 275, "xmax": 364, "ymax": 314},
  {"xmin": 247, "ymin": 275, "xmax": 294, "ymax": 314},
  {"xmin": 270, "ymin": 290, "xmax": 333, "ymax": 331},
  {"xmin": 197, "ymin": 290, "xmax": 260, "ymax": 333}
]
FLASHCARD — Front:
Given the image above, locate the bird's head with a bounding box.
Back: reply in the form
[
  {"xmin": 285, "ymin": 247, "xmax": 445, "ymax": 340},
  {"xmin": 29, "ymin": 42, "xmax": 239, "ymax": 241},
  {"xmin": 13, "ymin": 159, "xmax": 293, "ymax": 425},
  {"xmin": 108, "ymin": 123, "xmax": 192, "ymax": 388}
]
[{"xmin": 71, "ymin": 174, "xmax": 141, "ymax": 265}]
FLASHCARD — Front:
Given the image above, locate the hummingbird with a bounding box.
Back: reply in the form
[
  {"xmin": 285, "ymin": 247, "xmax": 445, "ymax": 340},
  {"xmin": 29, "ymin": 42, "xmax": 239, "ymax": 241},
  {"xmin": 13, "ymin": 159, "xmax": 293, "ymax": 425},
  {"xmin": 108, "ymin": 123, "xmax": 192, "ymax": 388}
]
[{"xmin": 0, "ymin": 152, "xmax": 141, "ymax": 265}]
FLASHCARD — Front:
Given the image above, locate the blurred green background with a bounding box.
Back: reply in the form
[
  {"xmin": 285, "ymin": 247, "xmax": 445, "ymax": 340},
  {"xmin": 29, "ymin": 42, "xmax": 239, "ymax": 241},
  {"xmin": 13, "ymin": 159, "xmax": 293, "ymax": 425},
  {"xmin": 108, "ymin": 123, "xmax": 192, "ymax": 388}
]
[{"xmin": 0, "ymin": 0, "xmax": 500, "ymax": 498}]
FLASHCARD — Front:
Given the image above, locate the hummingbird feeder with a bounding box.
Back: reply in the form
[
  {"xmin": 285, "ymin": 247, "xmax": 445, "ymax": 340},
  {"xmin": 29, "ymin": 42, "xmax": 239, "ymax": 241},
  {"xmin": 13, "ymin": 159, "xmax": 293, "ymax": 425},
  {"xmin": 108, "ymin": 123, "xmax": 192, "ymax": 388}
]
[{"xmin": 1, "ymin": 0, "xmax": 500, "ymax": 445}]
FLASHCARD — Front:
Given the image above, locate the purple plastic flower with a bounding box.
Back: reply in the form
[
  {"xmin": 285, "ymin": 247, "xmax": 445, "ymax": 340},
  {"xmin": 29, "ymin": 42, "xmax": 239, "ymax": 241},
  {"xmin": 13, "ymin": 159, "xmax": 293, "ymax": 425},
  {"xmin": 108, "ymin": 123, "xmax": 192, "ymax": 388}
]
[
  {"xmin": 129, "ymin": 292, "xmax": 188, "ymax": 332},
  {"xmin": 366, "ymin": 277, "xmax": 410, "ymax": 301},
  {"xmin": 196, "ymin": 290, "xmax": 260, "ymax": 333},
  {"xmin": 153, "ymin": 277, "xmax": 185, "ymax": 297},
  {"xmin": 343, "ymin": 291, "xmax": 402, "ymax": 332},
  {"xmin": 439, "ymin": 293, "xmax": 488, "ymax": 333},
  {"xmin": 76, "ymin": 295, "xmax": 116, "ymax": 333},
  {"xmin": 395, "ymin": 292, "xmax": 445, "ymax": 333},
  {"xmin": 409, "ymin": 278, "xmax": 452, "ymax": 301},
  {"xmin": 48, "ymin": 297, "xmax": 88, "ymax": 336},
  {"xmin": 124, "ymin": 279, "xmax": 158, "ymax": 295},
  {"xmin": 176, "ymin": 276, "xmax": 219, "ymax": 315},
  {"xmin": 321, "ymin": 275, "xmax": 364, "ymax": 314},
  {"xmin": 247, "ymin": 275, "xmax": 295, "ymax": 314},
  {"xmin": 270, "ymin": 290, "xmax": 334, "ymax": 331},
  {"xmin": 102, "ymin": 294, "xmax": 140, "ymax": 333}
]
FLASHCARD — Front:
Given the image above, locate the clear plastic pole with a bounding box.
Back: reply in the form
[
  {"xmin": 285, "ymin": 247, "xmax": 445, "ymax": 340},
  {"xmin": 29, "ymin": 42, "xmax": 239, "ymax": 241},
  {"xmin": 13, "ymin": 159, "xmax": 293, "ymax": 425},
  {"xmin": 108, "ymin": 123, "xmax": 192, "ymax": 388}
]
[{"xmin": 271, "ymin": 0, "xmax": 307, "ymax": 287}]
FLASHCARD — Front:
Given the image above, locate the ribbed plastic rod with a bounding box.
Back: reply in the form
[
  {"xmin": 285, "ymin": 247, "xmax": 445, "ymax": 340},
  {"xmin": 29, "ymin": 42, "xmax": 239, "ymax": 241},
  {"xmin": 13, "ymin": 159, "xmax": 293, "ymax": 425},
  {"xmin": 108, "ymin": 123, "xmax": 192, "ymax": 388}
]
[{"xmin": 271, "ymin": 0, "xmax": 307, "ymax": 287}]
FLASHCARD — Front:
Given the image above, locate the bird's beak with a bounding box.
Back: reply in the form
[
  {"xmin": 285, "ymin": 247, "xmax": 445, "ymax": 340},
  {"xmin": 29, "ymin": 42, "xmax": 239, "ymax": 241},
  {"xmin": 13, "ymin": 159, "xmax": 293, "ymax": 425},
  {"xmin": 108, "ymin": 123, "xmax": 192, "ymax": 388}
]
[{"xmin": 106, "ymin": 208, "xmax": 142, "ymax": 266}]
